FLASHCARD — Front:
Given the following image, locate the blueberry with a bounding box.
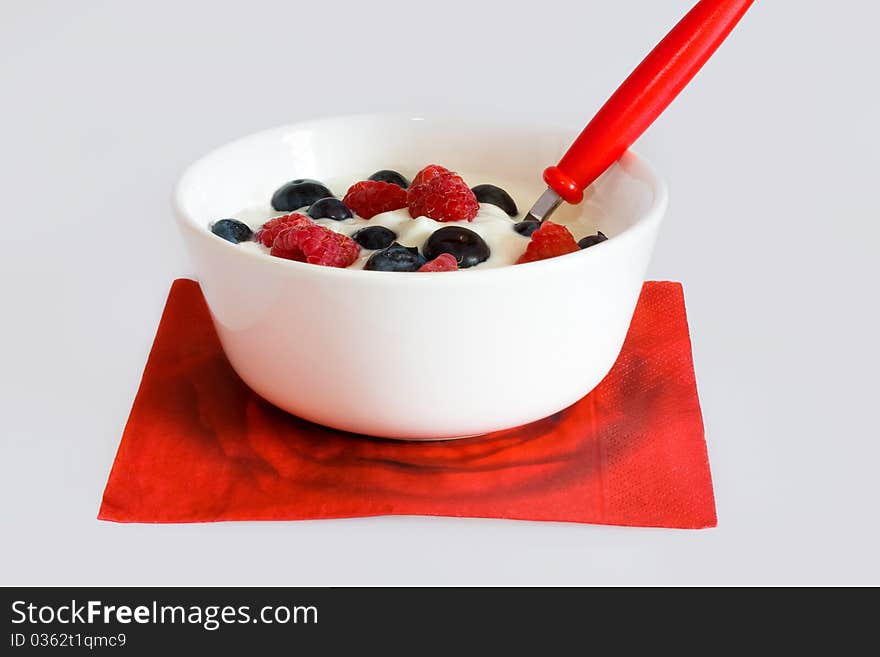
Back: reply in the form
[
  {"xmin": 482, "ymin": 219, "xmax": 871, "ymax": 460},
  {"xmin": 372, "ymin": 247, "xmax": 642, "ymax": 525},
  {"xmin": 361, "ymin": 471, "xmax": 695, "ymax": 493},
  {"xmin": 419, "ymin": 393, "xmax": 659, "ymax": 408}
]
[
  {"xmin": 578, "ymin": 231, "xmax": 608, "ymax": 249},
  {"xmin": 210, "ymin": 218, "xmax": 253, "ymax": 244},
  {"xmin": 307, "ymin": 197, "xmax": 352, "ymax": 221},
  {"xmin": 271, "ymin": 179, "xmax": 334, "ymax": 211},
  {"xmin": 368, "ymin": 169, "xmax": 410, "ymax": 189},
  {"xmin": 513, "ymin": 220, "xmax": 540, "ymax": 237},
  {"xmin": 471, "ymin": 184, "xmax": 518, "ymax": 217},
  {"xmin": 423, "ymin": 226, "xmax": 490, "ymax": 269},
  {"xmin": 364, "ymin": 242, "xmax": 427, "ymax": 272},
  {"xmin": 352, "ymin": 226, "xmax": 397, "ymax": 250}
]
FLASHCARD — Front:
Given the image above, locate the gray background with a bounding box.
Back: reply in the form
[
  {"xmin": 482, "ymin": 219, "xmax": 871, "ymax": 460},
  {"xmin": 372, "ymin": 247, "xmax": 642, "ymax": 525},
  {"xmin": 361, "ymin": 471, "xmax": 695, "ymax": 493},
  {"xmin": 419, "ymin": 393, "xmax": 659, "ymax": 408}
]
[{"xmin": 1, "ymin": 0, "xmax": 878, "ymax": 585}]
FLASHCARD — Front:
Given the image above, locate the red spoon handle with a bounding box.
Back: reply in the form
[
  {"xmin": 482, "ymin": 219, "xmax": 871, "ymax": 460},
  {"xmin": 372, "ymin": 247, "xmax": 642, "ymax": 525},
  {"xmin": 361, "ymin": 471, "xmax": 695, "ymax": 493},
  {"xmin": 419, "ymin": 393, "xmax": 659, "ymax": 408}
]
[{"xmin": 544, "ymin": 0, "xmax": 754, "ymax": 204}]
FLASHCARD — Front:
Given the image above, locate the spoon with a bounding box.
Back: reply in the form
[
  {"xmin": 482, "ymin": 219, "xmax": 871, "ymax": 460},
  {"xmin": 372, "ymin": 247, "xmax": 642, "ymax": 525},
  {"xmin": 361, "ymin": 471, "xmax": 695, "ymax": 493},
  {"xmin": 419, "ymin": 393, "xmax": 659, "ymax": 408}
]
[{"xmin": 525, "ymin": 0, "xmax": 755, "ymax": 224}]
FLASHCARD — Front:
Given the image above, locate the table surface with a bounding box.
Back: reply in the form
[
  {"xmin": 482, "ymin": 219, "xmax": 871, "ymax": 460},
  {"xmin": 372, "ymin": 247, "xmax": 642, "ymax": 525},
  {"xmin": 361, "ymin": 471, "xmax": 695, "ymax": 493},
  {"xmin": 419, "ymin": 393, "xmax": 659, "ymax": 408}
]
[{"xmin": 2, "ymin": 0, "xmax": 878, "ymax": 586}]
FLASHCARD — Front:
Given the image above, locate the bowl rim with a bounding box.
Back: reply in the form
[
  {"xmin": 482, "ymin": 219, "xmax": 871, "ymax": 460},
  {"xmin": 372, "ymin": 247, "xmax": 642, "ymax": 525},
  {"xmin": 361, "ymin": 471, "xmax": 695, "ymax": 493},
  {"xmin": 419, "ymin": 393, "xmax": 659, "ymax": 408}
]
[{"xmin": 172, "ymin": 112, "xmax": 669, "ymax": 280}]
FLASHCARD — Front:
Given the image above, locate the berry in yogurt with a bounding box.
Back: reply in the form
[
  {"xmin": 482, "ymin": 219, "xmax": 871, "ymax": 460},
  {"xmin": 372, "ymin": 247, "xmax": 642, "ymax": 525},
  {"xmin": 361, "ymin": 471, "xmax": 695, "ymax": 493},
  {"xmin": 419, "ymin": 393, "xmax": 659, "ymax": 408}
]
[
  {"xmin": 271, "ymin": 179, "xmax": 334, "ymax": 212},
  {"xmin": 407, "ymin": 167, "xmax": 479, "ymax": 223},
  {"xmin": 270, "ymin": 223, "xmax": 360, "ymax": 268},
  {"xmin": 578, "ymin": 231, "xmax": 608, "ymax": 249},
  {"xmin": 352, "ymin": 225, "xmax": 397, "ymax": 250},
  {"xmin": 471, "ymin": 184, "xmax": 518, "ymax": 217},
  {"xmin": 422, "ymin": 226, "xmax": 490, "ymax": 269},
  {"xmin": 516, "ymin": 221, "xmax": 580, "ymax": 264},
  {"xmin": 210, "ymin": 163, "xmax": 607, "ymax": 271},
  {"xmin": 364, "ymin": 243, "xmax": 427, "ymax": 272},
  {"xmin": 307, "ymin": 197, "xmax": 352, "ymax": 221},
  {"xmin": 254, "ymin": 213, "xmax": 311, "ymax": 247},
  {"xmin": 343, "ymin": 180, "xmax": 408, "ymax": 219},
  {"xmin": 368, "ymin": 169, "xmax": 410, "ymax": 189},
  {"xmin": 418, "ymin": 253, "xmax": 458, "ymax": 272},
  {"xmin": 411, "ymin": 164, "xmax": 451, "ymax": 187},
  {"xmin": 513, "ymin": 219, "xmax": 541, "ymax": 237},
  {"xmin": 210, "ymin": 218, "xmax": 253, "ymax": 244}
]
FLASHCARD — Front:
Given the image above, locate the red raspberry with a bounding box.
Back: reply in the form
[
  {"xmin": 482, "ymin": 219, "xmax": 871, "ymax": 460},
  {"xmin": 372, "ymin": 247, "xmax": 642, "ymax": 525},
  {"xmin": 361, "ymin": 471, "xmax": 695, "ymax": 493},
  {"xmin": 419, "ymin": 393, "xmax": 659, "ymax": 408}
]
[
  {"xmin": 407, "ymin": 173, "xmax": 479, "ymax": 222},
  {"xmin": 342, "ymin": 181, "xmax": 408, "ymax": 219},
  {"xmin": 410, "ymin": 164, "xmax": 451, "ymax": 188},
  {"xmin": 418, "ymin": 253, "xmax": 459, "ymax": 272},
  {"xmin": 270, "ymin": 224, "xmax": 360, "ymax": 268},
  {"xmin": 254, "ymin": 213, "xmax": 311, "ymax": 247},
  {"xmin": 515, "ymin": 221, "xmax": 579, "ymax": 264}
]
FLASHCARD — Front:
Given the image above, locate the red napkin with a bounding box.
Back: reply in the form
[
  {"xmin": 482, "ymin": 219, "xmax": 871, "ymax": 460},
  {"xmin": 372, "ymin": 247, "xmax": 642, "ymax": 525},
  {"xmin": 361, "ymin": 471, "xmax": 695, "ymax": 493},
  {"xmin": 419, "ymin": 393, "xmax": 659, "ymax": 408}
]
[{"xmin": 99, "ymin": 279, "xmax": 715, "ymax": 529}]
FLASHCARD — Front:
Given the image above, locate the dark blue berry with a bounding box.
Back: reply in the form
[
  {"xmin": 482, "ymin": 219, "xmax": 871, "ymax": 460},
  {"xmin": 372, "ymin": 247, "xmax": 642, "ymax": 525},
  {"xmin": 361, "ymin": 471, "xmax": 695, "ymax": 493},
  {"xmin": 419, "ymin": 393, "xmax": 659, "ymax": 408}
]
[
  {"xmin": 368, "ymin": 169, "xmax": 410, "ymax": 189},
  {"xmin": 423, "ymin": 226, "xmax": 490, "ymax": 269},
  {"xmin": 513, "ymin": 220, "xmax": 540, "ymax": 237},
  {"xmin": 271, "ymin": 179, "xmax": 333, "ymax": 211},
  {"xmin": 352, "ymin": 226, "xmax": 397, "ymax": 250},
  {"xmin": 578, "ymin": 231, "xmax": 608, "ymax": 249},
  {"xmin": 210, "ymin": 218, "xmax": 253, "ymax": 244},
  {"xmin": 471, "ymin": 184, "xmax": 518, "ymax": 216},
  {"xmin": 307, "ymin": 197, "xmax": 352, "ymax": 221},
  {"xmin": 364, "ymin": 242, "xmax": 427, "ymax": 272}
]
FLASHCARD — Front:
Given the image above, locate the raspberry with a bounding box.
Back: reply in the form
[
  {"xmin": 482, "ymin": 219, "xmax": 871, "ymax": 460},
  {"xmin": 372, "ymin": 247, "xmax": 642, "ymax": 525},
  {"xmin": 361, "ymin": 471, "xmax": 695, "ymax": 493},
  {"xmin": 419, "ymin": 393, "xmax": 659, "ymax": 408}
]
[
  {"xmin": 270, "ymin": 224, "xmax": 360, "ymax": 268},
  {"xmin": 342, "ymin": 181, "xmax": 407, "ymax": 219},
  {"xmin": 254, "ymin": 213, "xmax": 311, "ymax": 247},
  {"xmin": 515, "ymin": 221, "xmax": 579, "ymax": 264},
  {"xmin": 410, "ymin": 164, "xmax": 451, "ymax": 188},
  {"xmin": 407, "ymin": 173, "xmax": 479, "ymax": 222},
  {"xmin": 417, "ymin": 253, "xmax": 459, "ymax": 272}
]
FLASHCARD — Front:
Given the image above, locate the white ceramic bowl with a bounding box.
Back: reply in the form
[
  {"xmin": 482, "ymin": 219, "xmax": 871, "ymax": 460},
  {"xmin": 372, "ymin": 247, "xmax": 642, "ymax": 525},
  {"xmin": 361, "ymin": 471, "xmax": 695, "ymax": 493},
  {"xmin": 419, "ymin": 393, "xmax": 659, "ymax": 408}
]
[{"xmin": 173, "ymin": 114, "xmax": 667, "ymax": 439}]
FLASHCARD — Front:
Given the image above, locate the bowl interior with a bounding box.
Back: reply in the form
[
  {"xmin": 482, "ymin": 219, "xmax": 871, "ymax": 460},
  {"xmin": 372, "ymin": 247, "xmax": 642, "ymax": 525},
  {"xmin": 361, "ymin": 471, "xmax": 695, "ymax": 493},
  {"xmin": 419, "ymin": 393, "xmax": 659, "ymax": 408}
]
[{"xmin": 175, "ymin": 114, "xmax": 664, "ymax": 241}]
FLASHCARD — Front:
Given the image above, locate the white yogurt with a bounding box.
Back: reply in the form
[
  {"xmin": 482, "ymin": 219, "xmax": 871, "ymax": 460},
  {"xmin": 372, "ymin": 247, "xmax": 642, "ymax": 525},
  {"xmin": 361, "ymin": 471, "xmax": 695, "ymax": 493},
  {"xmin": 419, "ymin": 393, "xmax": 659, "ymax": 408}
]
[{"xmin": 231, "ymin": 187, "xmax": 606, "ymax": 270}]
